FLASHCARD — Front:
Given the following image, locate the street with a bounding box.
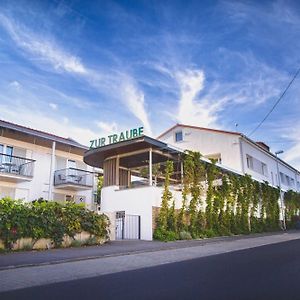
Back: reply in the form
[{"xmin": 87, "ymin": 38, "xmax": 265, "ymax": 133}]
[{"xmin": 1, "ymin": 238, "xmax": 300, "ymax": 300}]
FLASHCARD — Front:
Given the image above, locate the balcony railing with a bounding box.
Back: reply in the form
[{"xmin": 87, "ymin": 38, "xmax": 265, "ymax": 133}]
[
  {"xmin": 0, "ymin": 153, "xmax": 35, "ymax": 177},
  {"xmin": 54, "ymin": 168, "xmax": 94, "ymax": 187}
]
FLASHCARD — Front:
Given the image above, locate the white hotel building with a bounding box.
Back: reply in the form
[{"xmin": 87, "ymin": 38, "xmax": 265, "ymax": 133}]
[
  {"xmin": 158, "ymin": 124, "xmax": 300, "ymax": 192},
  {"xmin": 0, "ymin": 120, "xmax": 97, "ymax": 209},
  {"xmin": 1, "ymin": 120, "xmax": 299, "ymax": 240},
  {"xmin": 84, "ymin": 123, "xmax": 300, "ymax": 241}
]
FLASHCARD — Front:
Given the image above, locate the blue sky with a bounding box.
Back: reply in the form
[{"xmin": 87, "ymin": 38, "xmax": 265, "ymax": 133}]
[{"xmin": 0, "ymin": 0, "xmax": 300, "ymax": 167}]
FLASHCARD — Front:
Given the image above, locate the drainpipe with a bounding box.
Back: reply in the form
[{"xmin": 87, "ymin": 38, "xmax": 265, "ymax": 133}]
[{"xmin": 48, "ymin": 141, "xmax": 56, "ymax": 200}]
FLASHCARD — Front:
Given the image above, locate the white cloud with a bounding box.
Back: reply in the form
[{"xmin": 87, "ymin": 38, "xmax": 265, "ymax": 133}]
[
  {"xmin": 121, "ymin": 78, "xmax": 152, "ymax": 135},
  {"xmin": 96, "ymin": 121, "xmax": 118, "ymax": 135},
  {"xmin": 9, "ymin": 80, "xmax": 22, "ymax": 90},
  {"xmin": 278, "ymin": 122, "xmax": 300, "ymax": 170},
  {"xmin": 49, "ymin": 103, "xmax": 58, "ymax": 110},
  {"xmin": 175, "ymin": 69, "xmax": 224, "ymax": 128},
  {"xmin": 0, "ymin": 103, "xmax": 96, "ymax": 146},
  {"xmin": 0, "ymin": 13, "xmax": 87, "ymax": 74}
]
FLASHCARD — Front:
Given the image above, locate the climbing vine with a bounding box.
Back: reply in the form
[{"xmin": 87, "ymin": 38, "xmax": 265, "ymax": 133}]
[{"xmin": 154, "ymin": 150, "xmax": 293, "ymax": 241}]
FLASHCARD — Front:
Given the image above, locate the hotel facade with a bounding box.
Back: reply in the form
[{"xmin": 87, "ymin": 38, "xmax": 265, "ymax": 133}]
[
  {"xmin": 1, "ymin": 120, "xmax": 299, "ymax": 241},
  {"xmin": 84, "ymin": 124, "xmax": 300, "ymax": 241},
  {"xmin": 0, "ymin": 120, "xmax": 97, "ymax": 210}
]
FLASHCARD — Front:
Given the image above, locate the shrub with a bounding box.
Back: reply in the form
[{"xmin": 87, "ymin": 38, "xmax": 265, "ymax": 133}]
[
  {"xmin": 153, "ymin": 228, "xmax": 178, "ymax": 241},
  {"xmin": 70, "ymin": 239, "xmax": 84, "ymax": 247},
  {"xmin": 83, "ymin": 236, "xmax": 98, "ymax": 246},
  {"xmin": 203, "ymin": 229, "xmax": 217, "ymax": 238},
  {"xmin": 0, "ymin": 198, "xmax": 110, "ymax": 250},
  {"xmin": 179, "ymin": 231, "xmax": 192, "ymax": 240}
]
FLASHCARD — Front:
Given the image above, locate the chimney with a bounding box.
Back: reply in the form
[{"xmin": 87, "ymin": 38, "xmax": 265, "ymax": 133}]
[{"xmin": 256, "ymin": 141, "xmax": 270, "ymax": 152}]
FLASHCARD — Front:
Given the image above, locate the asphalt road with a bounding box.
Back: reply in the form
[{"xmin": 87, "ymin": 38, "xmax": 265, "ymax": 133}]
[{"xmin": 2, "ymin": 239, "xmax": 300, "ymax": 300}]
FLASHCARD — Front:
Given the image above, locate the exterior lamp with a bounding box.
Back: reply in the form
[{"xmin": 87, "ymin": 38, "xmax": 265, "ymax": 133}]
[{"xmin": 275, "ymin": 150, "xmax": 286, "ymax": 230}]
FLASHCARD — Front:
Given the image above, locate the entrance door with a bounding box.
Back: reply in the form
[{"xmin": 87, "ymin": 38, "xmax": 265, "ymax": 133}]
[{"xmin": 115, "ymin": 212, "xmax": 141, "ymax": 240}]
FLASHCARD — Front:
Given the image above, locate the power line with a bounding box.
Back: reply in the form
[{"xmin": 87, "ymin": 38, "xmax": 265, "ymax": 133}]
[{"xmin": 248, "ymin": 66, "xmax": 300, "ymax": 137}]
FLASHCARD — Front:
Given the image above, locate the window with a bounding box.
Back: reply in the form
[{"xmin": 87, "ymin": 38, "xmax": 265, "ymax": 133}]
[
  {"xmin": 246, "ymin": 155, "xmax": 253, "ymax": 169},
  {"xmin": 246, "ymin": 154, "xmax": 268, "ymax": 177},
  {"xmin": 271, "ymin": 172, "xmax": 274, "ymax": 185},
  {"xmin": 290, "ymin": 178, "xmax": 295, "ymax": 187},
  {"xmin": 280, "ymin": 172, "xmax": 285, "ymax": 184},
  {"xmin": 175, "ymin": 131, "xmax": 183, "ymax": 142},
  {"xmin": 261, "ymin": 163, "xmax": 268, "ymax": 176},
  {"xmin": 286, "ymin": 175, "xmax": 290, "ymax": 186},
  {"xmin": 65, "ymin": 195, "xmax": 74, "ymax": 202},
  {"xmin": 67, "ymin": 159, "xmax": 76, "ymax": 169},
  {"xmin": 6, "ymin": 146, "xmax": 13, "ymax": 156}
]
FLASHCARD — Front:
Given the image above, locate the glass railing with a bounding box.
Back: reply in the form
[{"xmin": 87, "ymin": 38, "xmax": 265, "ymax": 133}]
[
  {"xmin": 0, "ymin": 153, "xmax": 35, "ymax": 177},
  {"xmin": 54, "ymin": 168, "xmax": 94, "ymax": 187}
]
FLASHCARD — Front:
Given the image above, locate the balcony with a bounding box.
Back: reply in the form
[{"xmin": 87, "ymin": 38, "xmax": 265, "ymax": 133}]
[
  {"xmin": 54, "ymin": 168, "xmax": 94, "ymax": 190},
  {"xmin": 0, "ymin": 153, "xmax": 35, "ymax": 182}
]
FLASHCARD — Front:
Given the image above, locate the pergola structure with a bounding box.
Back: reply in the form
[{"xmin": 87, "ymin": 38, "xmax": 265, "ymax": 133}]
[{"xmin": 84, "ymin": 135, "xmax": 183, "ymax": 188}]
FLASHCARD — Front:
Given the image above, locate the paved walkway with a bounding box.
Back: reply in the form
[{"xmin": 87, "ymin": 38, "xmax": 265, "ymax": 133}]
[
  {"xmin": 0, "ymin": 231, "xmax": 286, "ymax": 270},
  {"xmin": 0, "ymin": 231, "xmax": 300, "ymax": 293}
]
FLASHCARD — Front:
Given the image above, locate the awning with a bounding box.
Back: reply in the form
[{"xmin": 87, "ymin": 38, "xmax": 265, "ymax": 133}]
[{"xmin": 84, "ymin": 135, "xmax": 181, "ymax": 169}]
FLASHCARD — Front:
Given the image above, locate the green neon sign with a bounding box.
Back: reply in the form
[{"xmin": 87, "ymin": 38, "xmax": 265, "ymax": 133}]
[{"xmin": 90, "ymin": 126, "xmax": 144, "ymax": 149}]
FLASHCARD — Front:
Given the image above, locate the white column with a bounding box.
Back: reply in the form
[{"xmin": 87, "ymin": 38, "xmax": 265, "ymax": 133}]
[
  {"xmin": 48, "ymin": 141, "xmax": 56, "ymax": 200},
  {"xmin": 149, "ymin": 148, "xmax": 152, "ymax": 186}
]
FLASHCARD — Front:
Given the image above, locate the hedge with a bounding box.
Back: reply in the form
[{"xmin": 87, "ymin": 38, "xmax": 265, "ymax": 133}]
[{"xmin": 0, "ymin": 197, "xmax": 110, "ymax": 250}]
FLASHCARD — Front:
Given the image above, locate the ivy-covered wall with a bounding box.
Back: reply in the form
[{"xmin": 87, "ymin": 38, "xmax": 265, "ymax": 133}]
[
  {"xmin": 0, "ymin": 198, "xmax": 110, "ymax": 250},
  {"xmin": 154, "ymin": 151, "xmax": 289, "ymax": 241}
]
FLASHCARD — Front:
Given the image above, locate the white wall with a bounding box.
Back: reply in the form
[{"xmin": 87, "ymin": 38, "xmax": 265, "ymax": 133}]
[
  {"xmin": 159, "ymin": 126, "xmax": 242, "ymax": 173},
  {"xmin": 101, "ymin": 185, "xmax": 182, "ymax": 240},
  {"xmin": 0, "ymin": 136, "xmax": 95, "ymax": 207},
  {"xmin": 159, "ymin": 126, "xmax": 299, "ymax": 192},
  {"xmin": 241, "ymin": 138, "xmax": 299, "ymax": 192}
]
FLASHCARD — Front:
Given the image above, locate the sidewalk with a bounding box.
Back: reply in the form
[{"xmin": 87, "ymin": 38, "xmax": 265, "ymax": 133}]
[
  {"xmin": 0, "ymin": 231, "xmax": 300, "ymax": 293},
  {"xmin": 0, "ymin": 231, "xmax": 289, "ymax": 270}
]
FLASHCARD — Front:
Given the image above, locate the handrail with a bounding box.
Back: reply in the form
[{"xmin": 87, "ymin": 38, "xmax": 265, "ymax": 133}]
[
  {"xmin": 0, "ymin": 152, "xmax": 35, "ymax": 162},
  {"xmin": 0, "ymin": 153, "xmax": 35, "ymax": 177},
  {"xmin": 54, "ymin": 168, "xmax": 94, "ymax": 186},
  {"xmin": 55, "ymin": 167, "xmax": 94, "ymax": 174}
]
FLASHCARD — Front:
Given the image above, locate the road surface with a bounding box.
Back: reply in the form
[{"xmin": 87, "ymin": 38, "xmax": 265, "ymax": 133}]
[{"xmin": 1, "ymin": 238, "xmax": 300, "ymax": 300}]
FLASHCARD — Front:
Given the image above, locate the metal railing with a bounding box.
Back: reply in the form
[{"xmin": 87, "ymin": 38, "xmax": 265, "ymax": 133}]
[
  {"xmin": 0, "ymin": 153, "xmax": 35, "ymax": 177},
  {"xmin": 54, "ymin": 168, "xmax": 94, "ymax": 187}
]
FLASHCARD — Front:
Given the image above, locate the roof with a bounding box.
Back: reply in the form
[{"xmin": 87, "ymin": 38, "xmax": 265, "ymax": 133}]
[
  {"xmin": 158, "ymin": 123, "xmax": 300, "ymax": 175},
  {"xmin": 84, "ymin": 135, "xmax": 181, "ymax": 168},
  {"xmin": 157, "ymin": 123, "xmax": 241, "ymax": 139},
  {"xmin": 0, "ymin": 119, "xmax": 87, "ymax": 150}
]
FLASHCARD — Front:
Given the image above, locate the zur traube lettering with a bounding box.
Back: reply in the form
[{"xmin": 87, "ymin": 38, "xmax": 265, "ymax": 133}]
[{"xmin": 89, "ymin": 127, "xmax": 144, "ymax": 149}]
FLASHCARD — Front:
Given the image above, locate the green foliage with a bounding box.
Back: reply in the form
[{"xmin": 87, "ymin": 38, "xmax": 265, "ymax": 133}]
[
  {"xmin": 284, "ymin": 190, "xmax": 300, "ymax": 228},
  {"xmin": 70, "ymin": 239, "xmax": 84, "ymax": 247},
  {"xmin": 153, "ymin": 227, "xmax": 178, "ymax": 241},
  {"xmin": 0, "ymin": 198, "xmax": 110, "ymax": 250},
  {"xmin": 179, "ymin": 231, "xmax": 192, "ymax": 240},
  {"xmin": 154, "ymin": 150, "xmax": 288, "ymax": 241},
  {"xmin": 157, "ymin": 161, "xmax": 174, "ymax": 231},
  {"xmin": 95, "ymin": 175, "xmax": 103, "ymax": 205}
]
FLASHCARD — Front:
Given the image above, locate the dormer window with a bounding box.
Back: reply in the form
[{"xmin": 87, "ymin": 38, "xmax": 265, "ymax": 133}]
[{"xmin": 175, "ymin": 131, "xmax": 183, "ymax": 142}]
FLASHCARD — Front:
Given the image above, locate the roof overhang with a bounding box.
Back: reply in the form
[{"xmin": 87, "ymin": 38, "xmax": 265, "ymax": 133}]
[
  {"xmin": 84, "ymin": 135, "xmax": 181, "ymax": 169},
  {"xmin": 0, "ymin": 120, "xmax": 87, "ymax": 154}
]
